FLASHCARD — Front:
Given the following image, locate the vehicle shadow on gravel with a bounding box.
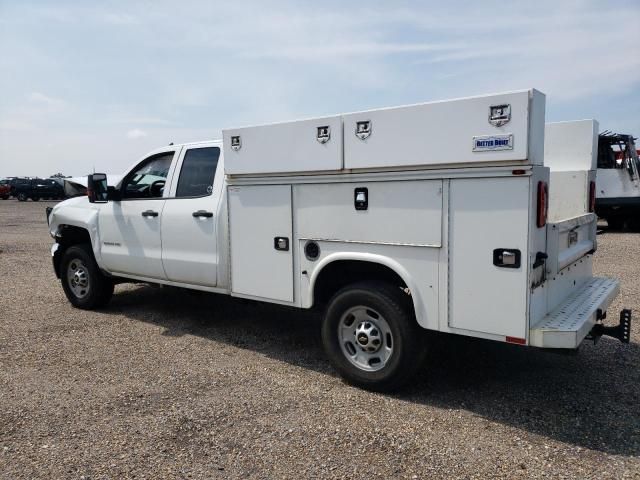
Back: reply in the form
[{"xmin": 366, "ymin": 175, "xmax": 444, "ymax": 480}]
[{"xmin": 109, "ymin": 284, "xmax": 640, "ymax": 458}]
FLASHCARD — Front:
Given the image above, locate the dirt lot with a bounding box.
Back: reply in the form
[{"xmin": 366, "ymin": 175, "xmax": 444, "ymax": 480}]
[{"xmin": 0, "ymin": 200, "xmax": 638, "ymax": 479}]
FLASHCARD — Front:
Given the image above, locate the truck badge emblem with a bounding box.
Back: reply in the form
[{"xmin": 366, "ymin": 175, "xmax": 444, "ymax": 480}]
[
  {"xmin": 355, "ymin": 120, "xmax": 371, "ymax": 140},
  {"xmin": 230, "ymin": 135, "xmax": 242, "ymax": 151},
  {"xmin": 489, "ymin": 104, "xmax": 511, "ymax": 127}
]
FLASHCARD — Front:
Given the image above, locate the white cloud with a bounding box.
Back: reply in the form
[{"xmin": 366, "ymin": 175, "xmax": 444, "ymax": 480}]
[
  {"xmin": 126, "ymin": 129, "xmax": 147, "ymax": 139},
  {"xmin": 28, "ymin": 92, "xmax": 65, "ymax": 107},
  {"xmin": 102, "ymin": 13, "xmax": 137, "ymax": 25}
]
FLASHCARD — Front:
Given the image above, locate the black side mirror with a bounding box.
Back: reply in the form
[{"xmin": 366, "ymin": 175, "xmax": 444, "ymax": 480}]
[{"xmin": 88, "ymin": 173, "xmax": 108, "ymax": 203}]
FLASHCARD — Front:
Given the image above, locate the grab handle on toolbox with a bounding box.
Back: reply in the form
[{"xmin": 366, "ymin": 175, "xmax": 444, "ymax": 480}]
[{"xmin": 587, "ymin": 309, "xmax": 632, "ymax": 344}]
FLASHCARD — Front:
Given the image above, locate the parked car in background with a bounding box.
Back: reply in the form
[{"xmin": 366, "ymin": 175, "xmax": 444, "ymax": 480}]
[
  {"xmin": 13, "ymin": 178, "xmax": 65, "ymax": 201},
  {"xmin": 0, "ymin": 179, "xmax": 10, "ymax": 199}
]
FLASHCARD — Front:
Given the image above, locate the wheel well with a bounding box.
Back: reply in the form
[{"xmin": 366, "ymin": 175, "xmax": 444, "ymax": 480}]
[
  {"xmin": 53, "ymin": 225, "xmax": 92, "ymax": 278},
  {"xmin": 57, "ymin": 225, "xmax": 91, "ymax": 247},
  {"xmin": 313, "ymin": 260, "xmax": 409, "ymax": 307}
]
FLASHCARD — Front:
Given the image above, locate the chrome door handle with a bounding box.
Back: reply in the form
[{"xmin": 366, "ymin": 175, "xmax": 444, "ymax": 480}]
[
  {"xmin": 141, "ymin": 210, "xmax": 159, "ymax": 217},
  {"xmin": 192, "ymin": 210, "xmax": 213, "ymax": 218}
]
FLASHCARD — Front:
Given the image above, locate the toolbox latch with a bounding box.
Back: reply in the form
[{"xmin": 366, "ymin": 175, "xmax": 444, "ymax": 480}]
[
  {"xmin": 355, "ymin": 120, "xmax": 371, "ymax": 140},
  {"xmin": 316, "ymin": 126, "xmax": 331, "ymax": 144}
]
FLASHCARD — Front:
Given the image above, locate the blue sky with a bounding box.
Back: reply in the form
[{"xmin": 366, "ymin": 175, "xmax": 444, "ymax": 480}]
[{"xmin": 1, "ymin": 0, "xmax": 639, "ymax": 177}]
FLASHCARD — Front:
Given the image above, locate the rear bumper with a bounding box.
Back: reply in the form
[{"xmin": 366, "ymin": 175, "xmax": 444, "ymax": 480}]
[{"xmin": 530, "ymin": 277, "xmax": 620, "ymax": 348}]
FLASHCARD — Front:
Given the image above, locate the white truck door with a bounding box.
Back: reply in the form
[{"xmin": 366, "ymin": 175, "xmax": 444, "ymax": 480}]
[
  {"xmin": 448, "ymin": 177, "xmax": 530, "ymax": 339},
  {"xmin": 160, "ymin": 145, "xmax": 221, "ymax": 286},
  {"xmin": 228, "ymin": 185, "xmax": 293, "ymax": 302},
  {"xmin": 99, "ymin": 150, "xmax": 177, "ymax": 279}
]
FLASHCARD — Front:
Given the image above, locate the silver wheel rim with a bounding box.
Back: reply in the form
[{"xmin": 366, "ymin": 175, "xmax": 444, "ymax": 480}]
[
  {"xmin": 338, "ymin": 306, "xmax": 393, "ymax": 372},
  {"xmin": 66, "ymin": 258, "xmax": 90, "ymax": 298}
]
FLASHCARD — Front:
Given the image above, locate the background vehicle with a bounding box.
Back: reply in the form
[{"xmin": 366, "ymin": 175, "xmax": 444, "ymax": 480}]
[
  {"xmin": 13, "ymin": 178, "xmax": 65, "ymax": 201},
  {"xmin": 46, "ymin": 89, "xmax": 630, "ymax": 391},
  {"xmin": 594, "ymin": 132, "xmax": 640, "ymax": 230},
  {"xmin": 0, "ymin": 179, "xmax": 10, "ymax": 199}
]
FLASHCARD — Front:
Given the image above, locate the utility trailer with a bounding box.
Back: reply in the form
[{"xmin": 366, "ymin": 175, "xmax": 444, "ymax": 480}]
[{"xmin": 48, "ymin": 89, "xmax": 631, "ymax": 391}]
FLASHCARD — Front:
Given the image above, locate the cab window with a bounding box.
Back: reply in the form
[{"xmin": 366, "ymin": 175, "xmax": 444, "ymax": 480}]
[
  {"xmin": 175, "ymin": 147, "xmax": 220, "ymax": 198},
  {"xmin": 122, "ymin": 152, "xmax": 174, "ymax": 199}
]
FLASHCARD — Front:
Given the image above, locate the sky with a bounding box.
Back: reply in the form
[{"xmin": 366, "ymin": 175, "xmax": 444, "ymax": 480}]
[{"xmin": 0, "ymin": 0, "xmax": 639, "ymax": 177}]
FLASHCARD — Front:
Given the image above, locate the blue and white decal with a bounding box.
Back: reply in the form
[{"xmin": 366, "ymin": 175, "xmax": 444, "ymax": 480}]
[{"xmin": 472, "ymin": 134, "xmax": 513, "ymax": 152}]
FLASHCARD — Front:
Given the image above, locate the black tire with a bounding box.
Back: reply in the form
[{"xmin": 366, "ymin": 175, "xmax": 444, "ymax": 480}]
[
  {"xmin": 31, "ymin": 196, "xmax": 40, "ymax": 202},
  {"xmin": 628, "ymin": 218, "xmax": 640, "ymax": 232},
  {"xmin": 606, "ymin": 217, "xmax": 624, "ymax": 230},
  {"xmin": 1, "ymin": 196, "xmax": 8, "ymax": 200},
  {"xmin": 60, "ymin": 244, "xmax": 114, "ymax": 309},
  {"xmin": 321, "ymin": 281, "xmax": 427, "ymax": 392},
  {"xmin": 17, "ymin": 193, "xmax": 26, "ymax": 202}
]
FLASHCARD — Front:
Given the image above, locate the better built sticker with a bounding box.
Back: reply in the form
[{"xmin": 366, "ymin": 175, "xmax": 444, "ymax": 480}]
[{"xmin": 473, "ymin": 134, "xmax": 513, "ymax": 152}]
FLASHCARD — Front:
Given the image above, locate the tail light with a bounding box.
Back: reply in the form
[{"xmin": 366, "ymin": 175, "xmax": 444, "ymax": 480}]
[
  {"xmin": 589, "ymin": 180, "xmax": 596, "ymax": 213},
  {"xmin": 537, "ymin": 181, "xmax": 548, "ymax": 228}
]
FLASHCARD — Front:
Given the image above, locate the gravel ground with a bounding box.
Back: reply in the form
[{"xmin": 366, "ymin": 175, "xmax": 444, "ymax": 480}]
[{"xmin": 0, "ymin": 200, "xmax": 638, "ymax": 479}]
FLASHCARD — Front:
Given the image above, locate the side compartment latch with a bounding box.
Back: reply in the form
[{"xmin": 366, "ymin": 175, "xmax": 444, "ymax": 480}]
[
  {"xmin": 493, "ymin": 248, "xmax": 521, "ymax": 269},
  {"xmin": 274, "ymin": 237, "xmax": 290, "ymax": 252}
]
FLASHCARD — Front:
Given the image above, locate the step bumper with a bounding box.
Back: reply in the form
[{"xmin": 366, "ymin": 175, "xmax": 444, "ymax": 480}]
[{"xmin": 530, "ymin": 277, "xmax": 620, "ymax": 349}]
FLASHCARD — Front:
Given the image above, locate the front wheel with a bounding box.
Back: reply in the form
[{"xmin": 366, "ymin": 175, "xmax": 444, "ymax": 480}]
[
  {"xmin": 60, "ymin": 244, "xmax": 114, "ymax": 309},
  {"xmin": 321, "ymin": 281, "xmax": 427, "ymax": 392},
  {"xmin": 17, "ymin": 193, "xmax": 26, "ymax": 202}
]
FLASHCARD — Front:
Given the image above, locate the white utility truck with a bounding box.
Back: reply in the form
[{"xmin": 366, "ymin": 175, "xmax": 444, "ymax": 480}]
[
  {"xmin": 594, "ymin": 132, "xmax": 640, "ymax": 230},
  {"xmin": 47, "ymin": 89, "xmax": 631, "ymax": 391}
]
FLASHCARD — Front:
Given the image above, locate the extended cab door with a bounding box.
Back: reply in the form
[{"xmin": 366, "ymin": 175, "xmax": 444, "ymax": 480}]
[
  {"xmin": 99, "ymin": 149, "xmax": 178, "ymax": 279},
  {"xmin": 160, "ymin": 144, "xmax": 221, "ymax": 286}
]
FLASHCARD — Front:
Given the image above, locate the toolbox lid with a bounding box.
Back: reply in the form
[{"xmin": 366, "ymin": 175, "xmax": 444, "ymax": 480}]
[{"xmin": 223, "ymin": 89, "xmax": 545, "ymax": 176}]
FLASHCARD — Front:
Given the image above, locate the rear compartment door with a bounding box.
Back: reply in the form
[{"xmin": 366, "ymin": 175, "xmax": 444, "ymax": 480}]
[{"xmin": 448, "ymin": 177, "xmax": 529, "ymax": 338}]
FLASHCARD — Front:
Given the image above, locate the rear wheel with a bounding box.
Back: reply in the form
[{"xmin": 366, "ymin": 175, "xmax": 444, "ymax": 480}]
[
  {"xmin": 321, "ymin": 281, "xmax": 427, "ymax": 392},
  {"xmin": 60, "ymin": 244, "xmax": 114, "ymax": 309},
  {"xmin": 31, "ymin": 196, "xmax": 40, "ymax": 202},
  {"xmin": 606, "ymin": 217, "xmax": 624, "ymax": 230}
]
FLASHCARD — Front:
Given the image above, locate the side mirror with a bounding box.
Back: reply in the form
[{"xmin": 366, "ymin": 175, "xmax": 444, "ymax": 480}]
[{"xmin": 87, "ymin": 173, "xmax": 108, "ymax": 203}]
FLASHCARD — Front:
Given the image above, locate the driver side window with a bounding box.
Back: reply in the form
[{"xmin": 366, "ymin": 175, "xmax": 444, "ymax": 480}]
[{"xmin": 122, "ymin": 152, "xmax": 174, "ymax": 200}]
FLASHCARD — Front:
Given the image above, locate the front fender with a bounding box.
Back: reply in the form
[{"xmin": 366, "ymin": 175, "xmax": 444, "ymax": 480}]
[{"xmin": 49, "ymin": 197, "xmax": 104, "ymax": 268}]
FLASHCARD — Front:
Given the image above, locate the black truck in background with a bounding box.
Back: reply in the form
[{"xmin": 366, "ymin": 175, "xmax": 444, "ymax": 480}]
[{"xmin": 8, "ymin": 178, "xmax": 65, "ymax": 201}]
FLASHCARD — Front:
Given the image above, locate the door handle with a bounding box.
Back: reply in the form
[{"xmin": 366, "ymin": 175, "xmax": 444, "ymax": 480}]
[
  {"xmin": 192, "ymin": 210, "xmax": 213, "ymax": 218},
  {"xmin": 141, "ymin": 210, "xmax": 159, "ymax": 217}
]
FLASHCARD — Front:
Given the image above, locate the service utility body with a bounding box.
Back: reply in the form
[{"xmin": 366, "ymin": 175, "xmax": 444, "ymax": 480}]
[{"xmin": 47, "ymin": 89, "xmax": 631, "ymax": 391}]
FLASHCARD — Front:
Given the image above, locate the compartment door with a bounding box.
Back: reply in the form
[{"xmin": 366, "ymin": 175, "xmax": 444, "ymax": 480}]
[
  {"xmin": 228, "ymin": 185, "xmax": 293, "ymax": 302},
  {"xmin": 448, "ymin": 177, "xmax": 529, "ymax": 338}
]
